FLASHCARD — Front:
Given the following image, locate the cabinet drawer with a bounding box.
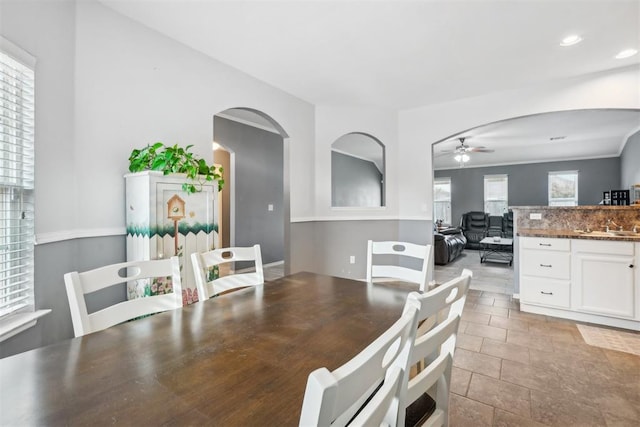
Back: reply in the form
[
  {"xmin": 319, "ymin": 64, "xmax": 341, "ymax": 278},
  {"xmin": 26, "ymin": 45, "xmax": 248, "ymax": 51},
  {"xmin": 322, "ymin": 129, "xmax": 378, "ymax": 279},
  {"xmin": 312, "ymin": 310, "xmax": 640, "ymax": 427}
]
[
  {"xmin": 520, "ymin": 277, "xmax": 570, "ymax": 308},
  {"xmin": 521, "ymin": 250, "xmax": 571, "ymax": 279},
  {"xmin": 521, "ymin": 237, "xmax": 570, "ymax": 251},
  {"xmin": 572, "ymin": 239, "xmax": 634, "ymax": 256}
]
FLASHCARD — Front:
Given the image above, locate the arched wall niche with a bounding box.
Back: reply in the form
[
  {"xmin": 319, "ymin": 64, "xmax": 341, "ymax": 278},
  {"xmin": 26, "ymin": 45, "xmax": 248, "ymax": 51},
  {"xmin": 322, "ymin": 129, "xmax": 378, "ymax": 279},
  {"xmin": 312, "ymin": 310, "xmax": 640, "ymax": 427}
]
[{"xmin": 331, "ymin": 131, "xmax": 386, "ymax": 208}]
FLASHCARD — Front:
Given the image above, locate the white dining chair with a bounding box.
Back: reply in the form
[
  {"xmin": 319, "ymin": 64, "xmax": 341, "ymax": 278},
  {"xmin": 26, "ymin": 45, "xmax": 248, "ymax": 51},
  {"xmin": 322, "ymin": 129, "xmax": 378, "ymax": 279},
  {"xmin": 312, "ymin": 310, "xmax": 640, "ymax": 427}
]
[
  {"xmin": 299, "ymin": 302, "xmax": 420, "ymax": 427},
  {"xmin": 402, "ymin": 268, "xmax": 472, "ymax": 427},
  {"xmin": 191, "ymin": 244, "xmax": 264, "ymax": 300},
  {"xmin": 366, "ymin": 240, "xmax": 432, "ymax": 292},
  {"xmin": 64, "ymin": 257, "xmax": 183, "ymax": 338}
]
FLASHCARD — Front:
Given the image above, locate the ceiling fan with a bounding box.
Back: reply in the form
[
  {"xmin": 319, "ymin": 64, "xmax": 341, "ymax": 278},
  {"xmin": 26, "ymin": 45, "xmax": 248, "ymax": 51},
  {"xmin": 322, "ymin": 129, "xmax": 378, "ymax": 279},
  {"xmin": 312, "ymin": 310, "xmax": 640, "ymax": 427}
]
[
  {"xmin": 439, "ymin": 137, "xmax": 495, "ymax": 155},
  {"xmin": 436, "ymin": 137, "xmax": 494, "ymax": 166}
]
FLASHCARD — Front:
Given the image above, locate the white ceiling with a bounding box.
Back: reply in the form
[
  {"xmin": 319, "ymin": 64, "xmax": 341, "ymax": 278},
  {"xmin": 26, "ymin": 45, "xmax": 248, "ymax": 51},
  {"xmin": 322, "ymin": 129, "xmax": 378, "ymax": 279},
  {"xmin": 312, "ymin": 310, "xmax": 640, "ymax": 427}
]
[
  {"xmin": 99, "ymin": 0, "xmax": 640, "ymax": 167},
  {"xmin": 433, "ymin": 109, "xmax": 640, "ymax": 169}
]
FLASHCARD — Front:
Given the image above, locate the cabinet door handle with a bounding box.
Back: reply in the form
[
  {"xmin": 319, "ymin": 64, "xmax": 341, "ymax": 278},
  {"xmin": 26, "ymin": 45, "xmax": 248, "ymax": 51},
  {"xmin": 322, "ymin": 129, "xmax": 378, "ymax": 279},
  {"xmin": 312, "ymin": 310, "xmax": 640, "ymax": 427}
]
[
  {"xmin": 540, "ymin": 291, "xmax": 553, "ymax": 295},
  {"xmin": 540, "ymin": 264, "xmax": 552, "ymax": 268},
  {"xmin": 630, "ymin": 264, "xmax": 635, "ymax": 268},
  {"xmin": 539, "ymin": 243, "xmax": 552, "ymax": 246}
]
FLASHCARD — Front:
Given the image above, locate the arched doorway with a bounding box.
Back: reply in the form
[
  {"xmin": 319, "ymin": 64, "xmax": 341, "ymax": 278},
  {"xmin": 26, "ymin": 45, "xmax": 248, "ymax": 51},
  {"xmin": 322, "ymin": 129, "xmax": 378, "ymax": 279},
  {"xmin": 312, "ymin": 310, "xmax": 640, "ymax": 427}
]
[{"xmin": 213, "ymin": 108, "xmax": 290, "ymax": 277}]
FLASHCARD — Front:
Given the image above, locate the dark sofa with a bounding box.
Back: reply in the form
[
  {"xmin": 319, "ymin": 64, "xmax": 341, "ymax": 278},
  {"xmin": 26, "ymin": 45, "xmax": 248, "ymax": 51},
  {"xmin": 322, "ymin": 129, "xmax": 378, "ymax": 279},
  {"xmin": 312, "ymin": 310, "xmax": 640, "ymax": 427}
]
[
  {"xmin": 460, "ymin": 211, "xmax": 489, "ymax": 249},
  {"xmin": 434, "ymin": 228, "xmax": 467, "ymax": 265},
  {"xmin": 460, "ymin": 211, "xmax": 513, "ymax": 249}
]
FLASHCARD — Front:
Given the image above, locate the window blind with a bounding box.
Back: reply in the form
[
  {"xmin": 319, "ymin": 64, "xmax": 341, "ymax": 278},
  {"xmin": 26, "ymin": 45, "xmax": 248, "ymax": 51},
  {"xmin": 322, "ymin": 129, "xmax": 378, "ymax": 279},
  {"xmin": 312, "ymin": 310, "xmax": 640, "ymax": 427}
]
[
  {"xmin": 484, "ymin": 174, "xmax": 508, "ymax": 215},
  {"xmin": 0, "ymin": 49, "xmax": 35, "ymax": 318}
]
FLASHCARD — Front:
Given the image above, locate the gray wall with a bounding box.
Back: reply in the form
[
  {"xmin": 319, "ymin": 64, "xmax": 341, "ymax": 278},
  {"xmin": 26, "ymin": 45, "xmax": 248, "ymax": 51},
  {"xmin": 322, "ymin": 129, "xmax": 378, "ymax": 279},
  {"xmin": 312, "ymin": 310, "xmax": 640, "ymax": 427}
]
[
  {"xmin": 214, "ymin": 116, "xmax": 284, "ymax": 264},
  {"xmin": 435, "ymin": 157, "xmax": 621, "ymax": 227},
  {"xmin": 621, "ymin": 130, "xmax": 640, "ymax": 191},
  {"xmin": 331, "ymin": 151, "xmax": 383, "ymax": 207},
  {"xmin": 1, "ymin": 236, "xmax": 125, "ymax": 358},
  {"xmin": 290, "ymin": 219, "xmax": 432, "ymax": 281}
]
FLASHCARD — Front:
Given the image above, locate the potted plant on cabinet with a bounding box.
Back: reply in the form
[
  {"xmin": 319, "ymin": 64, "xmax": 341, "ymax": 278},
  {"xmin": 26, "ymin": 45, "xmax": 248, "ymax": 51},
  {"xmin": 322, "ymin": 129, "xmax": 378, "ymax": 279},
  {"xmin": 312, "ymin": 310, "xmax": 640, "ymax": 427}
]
[
  {"xmin": 125, "ymin": 142, "xmax": 224, "ymax": 305},
  {"xmin": 128, "ymin": 142, "xmax": 224, "ymax": 193}
]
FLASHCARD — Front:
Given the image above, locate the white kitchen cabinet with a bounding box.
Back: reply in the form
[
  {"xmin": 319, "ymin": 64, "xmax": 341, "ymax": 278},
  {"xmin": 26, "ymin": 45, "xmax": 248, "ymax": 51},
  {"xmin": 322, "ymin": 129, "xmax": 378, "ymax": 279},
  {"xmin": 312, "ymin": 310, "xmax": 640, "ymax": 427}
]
[
  {"xmin": 572, "ymin": 240, "xmax": 636, "ymax": 319},
  {"xmin": 519, "ymin": 236, "xmax": 639, "ymax": 330},
  {"xmin": 519, "ymin": 237, "xmax": 571, "ymax": 309}
]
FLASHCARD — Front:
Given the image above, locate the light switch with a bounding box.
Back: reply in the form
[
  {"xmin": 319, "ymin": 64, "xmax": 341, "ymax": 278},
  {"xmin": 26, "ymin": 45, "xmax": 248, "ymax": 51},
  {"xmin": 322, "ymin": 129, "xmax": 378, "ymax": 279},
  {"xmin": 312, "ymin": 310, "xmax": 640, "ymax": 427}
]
[
  {"xmin": 529, "ymin": 213, "xmax": 542, "ymax": 220},
  {"xmin": 268, "ymin": 204, "xmax": 274, "ymax": 211}
]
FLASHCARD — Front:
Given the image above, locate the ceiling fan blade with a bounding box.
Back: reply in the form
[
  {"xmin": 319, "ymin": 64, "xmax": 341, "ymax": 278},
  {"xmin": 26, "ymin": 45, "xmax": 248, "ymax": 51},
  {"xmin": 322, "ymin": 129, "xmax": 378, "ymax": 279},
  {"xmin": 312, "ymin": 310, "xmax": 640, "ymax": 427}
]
[{"xmin": 468, "ymin": 147, "xmax": 494, "ymax": 153}]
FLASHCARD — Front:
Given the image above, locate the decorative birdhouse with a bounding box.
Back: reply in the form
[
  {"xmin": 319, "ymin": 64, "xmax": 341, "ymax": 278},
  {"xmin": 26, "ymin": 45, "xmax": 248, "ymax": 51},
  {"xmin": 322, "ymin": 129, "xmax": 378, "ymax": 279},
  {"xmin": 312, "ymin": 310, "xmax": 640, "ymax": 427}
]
[{"xmin": 167, "ymin": 194, "xmax": 186, "ymax": 221}]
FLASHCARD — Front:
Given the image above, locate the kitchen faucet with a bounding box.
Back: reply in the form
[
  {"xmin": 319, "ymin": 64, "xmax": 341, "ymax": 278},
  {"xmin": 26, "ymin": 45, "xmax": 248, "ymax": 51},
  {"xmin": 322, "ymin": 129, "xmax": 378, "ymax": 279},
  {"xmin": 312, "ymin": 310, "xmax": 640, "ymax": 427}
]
[{"xmin": 604, "ymin": 219, "xmax": 623, "ymax": 232}]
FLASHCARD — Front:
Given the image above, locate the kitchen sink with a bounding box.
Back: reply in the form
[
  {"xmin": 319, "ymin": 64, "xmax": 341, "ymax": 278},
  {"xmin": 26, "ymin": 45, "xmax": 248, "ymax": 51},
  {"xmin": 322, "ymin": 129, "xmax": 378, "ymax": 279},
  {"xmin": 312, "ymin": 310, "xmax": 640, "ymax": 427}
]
[
  {"xmin": 581, "ymin": 230, "xmax": 639, "ymax": 237},
  {"xmin": 606, "ymin": 230, "xmax": 639, "ymax": 237}
]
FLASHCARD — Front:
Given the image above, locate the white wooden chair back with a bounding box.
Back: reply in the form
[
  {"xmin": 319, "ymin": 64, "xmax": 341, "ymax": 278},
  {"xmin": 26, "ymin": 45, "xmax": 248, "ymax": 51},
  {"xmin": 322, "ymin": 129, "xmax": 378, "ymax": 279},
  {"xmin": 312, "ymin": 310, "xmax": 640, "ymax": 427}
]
[
  {"xmin": 402, "ymin": 269, "xmax": 472, "ymax": 427},
  {"xmin": 191, "ymin": 244, "xmax": 264, "ymax": 300},
  {"xmin": 366, "ymin": 240, "xmax": 432, "ymax": 291},
  {"xmin": 347, "ymin": 365, "xmax": 404, "ymax": 427},
  {"xmin": 64, "ymin": 257, "xmax": 183, "ymax": 338},
  {"xmin": 299, "ymin": 303, "xmax": 420, "ymax": 427}
]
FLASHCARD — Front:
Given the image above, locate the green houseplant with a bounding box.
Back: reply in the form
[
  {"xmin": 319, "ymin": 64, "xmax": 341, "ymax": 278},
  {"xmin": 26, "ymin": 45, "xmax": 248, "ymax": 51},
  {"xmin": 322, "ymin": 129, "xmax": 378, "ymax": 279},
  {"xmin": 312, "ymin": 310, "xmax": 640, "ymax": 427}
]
[{"xmin": 128, "ymin": 142, "xmax": 224, "ymax": 193}]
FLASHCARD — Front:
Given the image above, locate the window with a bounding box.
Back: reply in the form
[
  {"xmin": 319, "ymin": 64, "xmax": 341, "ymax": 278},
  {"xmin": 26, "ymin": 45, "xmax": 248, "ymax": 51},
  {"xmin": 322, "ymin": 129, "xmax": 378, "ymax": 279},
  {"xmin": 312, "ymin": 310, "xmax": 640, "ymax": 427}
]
[
  {"xmin": 549, "ymin": 171, "xmax": 578, "ymax": 206},
  {"xmin": 484, "ymin": 174, "xmax": 508, "ymax": 215},
  {"xmin": 1, "ymin": 42, "xmax": 35, "ymax": 320},
  {"xmin": 433, "ymin": 177, "xmax": 451, "ymax": 225}
]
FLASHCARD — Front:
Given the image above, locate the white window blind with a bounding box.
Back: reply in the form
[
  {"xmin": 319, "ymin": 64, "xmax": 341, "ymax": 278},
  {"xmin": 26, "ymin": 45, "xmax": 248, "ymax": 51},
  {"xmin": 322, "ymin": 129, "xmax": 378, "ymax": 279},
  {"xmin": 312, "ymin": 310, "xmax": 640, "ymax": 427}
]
[
  {"xmin": 0, "ymin": 46, "xmax": 35, "ymax": 319},
  {"xmin": 549, "ymin": 171, "xmax": 578, "ymax": 206},
  {"xmin": 484, "ymin": 174, "xmax": 508, "ymax": 215},
  {"xmin": 433, "ymin": 177, "xmax": 451, "ymax": 225}
]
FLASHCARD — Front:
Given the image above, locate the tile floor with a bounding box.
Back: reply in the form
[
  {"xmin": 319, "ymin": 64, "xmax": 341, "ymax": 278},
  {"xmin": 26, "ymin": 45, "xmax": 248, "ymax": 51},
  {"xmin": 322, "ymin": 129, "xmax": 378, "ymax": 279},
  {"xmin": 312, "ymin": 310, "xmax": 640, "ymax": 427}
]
[
  {"xmin": 450, "ymin": 289, "xmax": 640, "ymax": 427},
  {"xmin": 265, "ymin": 254, "xmax": 640, "ymax": 426},
  {"xmin": 436, "ymin": 250, "xmax": 640, "ymax": 427}
]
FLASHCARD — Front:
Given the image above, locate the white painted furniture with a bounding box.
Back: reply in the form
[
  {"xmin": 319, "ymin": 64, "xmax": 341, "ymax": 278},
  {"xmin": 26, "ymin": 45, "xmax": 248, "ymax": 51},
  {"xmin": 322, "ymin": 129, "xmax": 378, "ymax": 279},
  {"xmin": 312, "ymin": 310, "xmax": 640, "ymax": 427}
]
[
  {"xmin": 403, "ymin": 269, "xmax": 472, "ymax": 427},
  {"xmin": 519, "ymin": 237, "xmax": 571, "ymax": 309},
  {"xmin": 125, "ymin": 171, "xmax": 218, "ymax": 305},
  {"xmin": 64, "ymin": 257, "xmax": 183, "ymax": 337},
  {"xmin": 299, "ymin": 302, "xmax": 419, "ymax": 427},
  {"xmin": 191, "ymin": 245, "xmax": 264, "ymax": 300},
  {"xmin": 366, "ymin": 240, "xmax": 432, "ymax": 291},
  {"xmin": 572, "ymin": 239, "xmax": 636, "ymax": 319},
  {"xmin": 519, "ymin": 236, "xmax": 639, "ymax": 330}
]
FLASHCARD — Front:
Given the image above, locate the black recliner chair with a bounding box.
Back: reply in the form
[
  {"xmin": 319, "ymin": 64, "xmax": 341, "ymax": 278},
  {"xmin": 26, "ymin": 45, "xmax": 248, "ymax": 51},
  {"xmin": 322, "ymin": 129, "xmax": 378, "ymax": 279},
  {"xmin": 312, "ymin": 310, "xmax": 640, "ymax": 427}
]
[
  {"xmin": 460, "ymin": 211, "xmax": 489, "ymax": 249},
  {"xmin": 502, "ymin": 211, "xmax": 514, "ymax": 238}
]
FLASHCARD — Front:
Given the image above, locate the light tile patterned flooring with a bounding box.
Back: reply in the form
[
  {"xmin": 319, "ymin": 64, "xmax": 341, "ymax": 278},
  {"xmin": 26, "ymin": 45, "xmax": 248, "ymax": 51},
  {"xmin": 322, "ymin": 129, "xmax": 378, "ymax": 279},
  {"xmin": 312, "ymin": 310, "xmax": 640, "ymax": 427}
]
[
  {"xmin": 436, "ymin": 250, "xmax": 640, "ymax": 426},
  {"xmin": 264, "ymin": 254, "xmax": 640, "ymax": 426}
]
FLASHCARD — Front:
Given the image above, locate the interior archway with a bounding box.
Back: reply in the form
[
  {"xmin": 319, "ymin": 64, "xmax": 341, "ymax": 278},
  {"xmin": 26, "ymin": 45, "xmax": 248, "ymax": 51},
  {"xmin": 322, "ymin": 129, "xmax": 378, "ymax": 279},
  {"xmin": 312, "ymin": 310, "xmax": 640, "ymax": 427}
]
[{"xmin": 213, "ymin": 107, "xmax": 290, "ymax": 277}]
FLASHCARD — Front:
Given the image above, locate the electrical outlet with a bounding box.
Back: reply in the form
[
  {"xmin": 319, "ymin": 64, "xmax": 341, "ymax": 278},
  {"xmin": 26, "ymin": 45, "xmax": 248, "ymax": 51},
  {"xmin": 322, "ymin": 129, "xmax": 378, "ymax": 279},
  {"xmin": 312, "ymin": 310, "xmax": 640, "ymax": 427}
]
[
  {"xmin": 529, "ymin": 213, "xmax": 542, "ymax": 220},
  {"xmin": 349, "ymin": 256, "xmax": 355, "ymax": 264}
]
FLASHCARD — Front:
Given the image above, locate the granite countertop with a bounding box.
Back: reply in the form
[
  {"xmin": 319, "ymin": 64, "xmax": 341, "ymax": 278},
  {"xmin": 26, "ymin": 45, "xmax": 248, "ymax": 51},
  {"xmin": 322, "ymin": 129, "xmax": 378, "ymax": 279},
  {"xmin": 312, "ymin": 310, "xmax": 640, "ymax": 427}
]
[
  {"xmin": 511, "ymin": 205, "xmax": 640, "ymax": 210},
  {"xmin": 518, "ymin": 228, "xmax": 640, "ymax": 242}
]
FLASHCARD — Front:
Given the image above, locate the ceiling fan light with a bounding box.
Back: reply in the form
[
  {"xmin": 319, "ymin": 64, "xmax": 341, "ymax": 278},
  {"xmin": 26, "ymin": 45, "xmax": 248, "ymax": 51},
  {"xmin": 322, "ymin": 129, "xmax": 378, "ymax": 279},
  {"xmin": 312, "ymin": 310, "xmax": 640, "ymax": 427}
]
[
  {"xmin": 560, "ymin": 35, "xmax": 582, "ymax": 47},
  {"xmin": 462, "ymin": 154, "xmax": 470, "ymax": 162},
  {"xmin": 454, "ymin": 154, "xmax": 462, "ymax": 162}
]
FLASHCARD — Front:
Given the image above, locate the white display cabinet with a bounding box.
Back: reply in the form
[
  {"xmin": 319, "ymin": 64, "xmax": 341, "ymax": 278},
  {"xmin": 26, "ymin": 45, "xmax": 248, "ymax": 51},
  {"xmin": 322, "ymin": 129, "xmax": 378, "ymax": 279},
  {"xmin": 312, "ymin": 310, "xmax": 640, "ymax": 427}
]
[{"xmin": 125, "ymin": 171, "xmax": 218, "ymax": 305}]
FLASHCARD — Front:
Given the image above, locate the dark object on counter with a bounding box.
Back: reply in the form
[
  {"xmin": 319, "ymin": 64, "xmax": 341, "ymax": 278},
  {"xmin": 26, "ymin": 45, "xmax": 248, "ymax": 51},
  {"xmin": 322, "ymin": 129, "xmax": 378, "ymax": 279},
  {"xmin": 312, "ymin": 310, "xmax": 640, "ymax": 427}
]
[
  {"xmin": 610, "ymin": 189, "xmax": 630, "ymax": 206},
  {"xmin": 434, "ymin": 227, "xmax": 467, "ymax": 265}
]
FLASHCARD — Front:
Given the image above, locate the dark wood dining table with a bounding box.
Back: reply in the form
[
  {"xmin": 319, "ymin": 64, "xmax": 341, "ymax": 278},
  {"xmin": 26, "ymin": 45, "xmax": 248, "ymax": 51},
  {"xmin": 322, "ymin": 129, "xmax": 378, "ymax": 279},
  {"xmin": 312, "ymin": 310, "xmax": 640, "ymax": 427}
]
[{"xmin": 0, "ymin": 272, "xmax": 411, "ymax": 426}]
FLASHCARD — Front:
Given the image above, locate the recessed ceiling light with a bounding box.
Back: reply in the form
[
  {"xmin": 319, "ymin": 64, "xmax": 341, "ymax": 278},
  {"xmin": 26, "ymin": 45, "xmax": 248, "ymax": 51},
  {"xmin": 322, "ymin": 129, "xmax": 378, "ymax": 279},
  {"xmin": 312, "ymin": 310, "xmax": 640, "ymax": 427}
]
[
  {"xmin": 615, "ymin": 48, "xmax": 638, "ymax": 59},
  {"xmin": 560, "ymin": 35, "xmax": 582, "ymax": 47}
]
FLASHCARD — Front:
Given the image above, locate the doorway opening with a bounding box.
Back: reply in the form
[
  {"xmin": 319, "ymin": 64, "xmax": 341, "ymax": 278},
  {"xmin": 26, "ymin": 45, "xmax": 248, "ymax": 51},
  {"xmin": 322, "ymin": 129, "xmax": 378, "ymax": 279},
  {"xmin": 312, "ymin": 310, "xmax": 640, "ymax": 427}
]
[{"xmin": 213, "ymin": 108, "xmax": 290, "ymax": 279}]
